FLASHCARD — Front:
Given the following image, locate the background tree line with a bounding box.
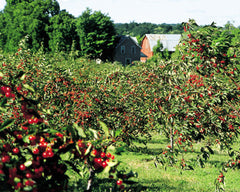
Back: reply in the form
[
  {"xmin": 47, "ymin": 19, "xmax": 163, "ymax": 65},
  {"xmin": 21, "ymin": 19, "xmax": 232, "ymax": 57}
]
[
  {"xmin": 115, "ymin": 22, "xmax": 184, "ymax": 37},
  {"xmin": 0, "ymin": 0, "xmax": 116, "ymax": 61}
]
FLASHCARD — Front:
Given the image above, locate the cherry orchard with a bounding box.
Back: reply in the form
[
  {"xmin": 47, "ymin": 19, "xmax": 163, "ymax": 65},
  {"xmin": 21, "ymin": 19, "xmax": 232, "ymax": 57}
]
[
  {"xmin": 0, "ymin": 46, "xmax": 133, "ymax": 191},
  {"xmin": 154, "ymin": 20, "xmax": 240, "ymax": 191}
]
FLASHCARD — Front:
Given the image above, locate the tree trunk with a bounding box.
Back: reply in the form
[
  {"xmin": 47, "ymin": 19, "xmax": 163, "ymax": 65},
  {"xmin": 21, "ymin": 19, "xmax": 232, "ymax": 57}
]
[
  {"xmin": 170, "ymin": 125, "xmax": 174, "ymax": 152},
  {"xmin": 85, "ymin": 167, "xmax": 95, "ymax": 192}
]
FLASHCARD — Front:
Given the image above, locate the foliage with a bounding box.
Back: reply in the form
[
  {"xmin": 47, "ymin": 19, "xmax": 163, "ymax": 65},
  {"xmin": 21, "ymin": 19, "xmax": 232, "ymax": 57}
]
[
  {"xmin": 115, "ymin": 22, "xmax": 184, "ymax": 38},
  {"xmin": 0, "ymin": 40, "xmax": 135, "ymax": 191},
  {"xmin": 153, "ymin": 19, "xmax": 240, "ymax": 191},
  {"xmin": 2, "ymin": 0, "xmax": 60, "ymax": 52},
  {"xmin": 47, "ymin": 10, "xmax": 79, "ymax": 53},
  {"xmin": 76, "ymin": 8, "xmax": 117, "ymax": 61}
]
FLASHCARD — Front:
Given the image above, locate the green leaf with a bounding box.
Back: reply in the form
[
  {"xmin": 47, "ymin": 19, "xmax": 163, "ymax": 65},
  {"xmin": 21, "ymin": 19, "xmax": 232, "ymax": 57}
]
[
  {"xmin": 73, "ymin": 123, "xmax": 86, "ymax": 138},
  {"xmin": 23, "ymin": 135, "xmax": 30, "ymax": 143},
  {"xmin": 0, "ymin": 97, "xmax": 7, "ymax": 107},
  {"xmin": 23, "ymin": 186, "xmax": 33, "ymax": 192},
  {"xmin": 84, "ymin": 143, "xmax": 92, "ymax": 156},
  {"xmin": 106, "ymin": 160, "xmax": 118, "ymax": 167},
  {"xmin": 14, "ymin": 177, "xmax": 21, "ymax": 183},
  {"xmin": 0, "ymin": 71, "xmax": 3, "ymax": 78},
  {"xmin": 0, "ymin": 119, "xmax": 15, "ymax": 131},
  {"xmin": 23, "ymin": 84, "xmax": 35, "ymax": 92},
  {"xmin": 24, "ymin": 160, "xmax": 32, "ymax": 167},
  {"xmin": 67, "ymin": 125, "xmax": 77, "ymax": 140},
  {"xmin": 0, "ymin": 106, "xmax": 7, "ymax": 112},
  {"xmin": 103, "ymin": 165, "xmax": 111, "ymax": 174},
  {"xmin": 89, "ymin": 128, "xmax": 98, "ymax": 139},
  {"xmin": 114, "ymin": 129, "xmax": 121, "ymax": 137},
  {"xmin": 99, "ymin": 121, "xmax": 109, "ymax": 138}
]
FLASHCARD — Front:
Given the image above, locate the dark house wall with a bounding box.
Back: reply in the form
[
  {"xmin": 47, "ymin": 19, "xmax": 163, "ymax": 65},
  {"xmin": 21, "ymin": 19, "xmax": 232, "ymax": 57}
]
[{"xmin": 114, "ymin": 36, "xmax": 141, "ymax": 65}]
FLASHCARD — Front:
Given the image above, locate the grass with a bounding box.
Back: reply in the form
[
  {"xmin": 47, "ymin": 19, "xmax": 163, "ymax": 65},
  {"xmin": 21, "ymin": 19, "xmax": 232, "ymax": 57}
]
[{"xmin": 67, "ymin": 132, "xmax": 240, "ymax": 191}]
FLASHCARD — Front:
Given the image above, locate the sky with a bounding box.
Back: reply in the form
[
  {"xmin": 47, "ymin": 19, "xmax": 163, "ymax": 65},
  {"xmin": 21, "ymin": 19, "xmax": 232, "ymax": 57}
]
[{"xmin": 0, "ymin": 0, "xmax": 240, "ymax": 27}]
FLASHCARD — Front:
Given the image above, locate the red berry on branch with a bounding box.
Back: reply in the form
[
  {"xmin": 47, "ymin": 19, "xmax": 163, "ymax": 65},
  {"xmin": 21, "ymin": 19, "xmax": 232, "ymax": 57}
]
[
  {"xmin": 47, "ymin": 151, "xmax": 54, "ymax": 158},
  {"xmin": 19, "ymin": 164, "xmax": 26, "ymax": 171},
  {"xmin": 26, "ymin": 172, "xmax": 32, "ymax": 179},
  {"xmin": 5, "ymin": 92, "xmax": 11, "ymax": 98},
  {"xmin": 16, "ymin": 182, "xmax": 23, "ymax": 189},
  {"xmin": 32, "ymin": 148, "xmax": 39, "ymax": 155},
  {"xmin": 91, "ymin": 149, "xmax": 98, "ymax": 156},
  {"xmin": 100, "ymin": 152, "xmax": 106, "ymax": 158},
  {"xmin": 106, "ymin": 152, "xmax": 112, "ymax": 158},
  {"xmin": 116, "ymin": 179, "xmax": 123, "ymax": 185},
  {"xmin": 33, "ymin": 118, "xmax": 39, "ymax": 124},
  {"xmin": 1, "ymin": 155, "xmax": 10, "ymax": 163},
  {"xmin": 42, "ymin": 152, "xmax": 48, "ymax": 158},
  {"xmin": 12, "ymin": 148, "xmax": 20, "ymax": 154},
  {"xmin": 111, "ymin": 155, "xmax": 115, "ymax": 160},
  {"xmin": 102, "ymin": 161, "xmax": 108, "ymax": 168},
  {"xmin": 29, "ymin": 135, "xmax": 36, "ymax": 141},
  {"xmin": 25, "ymin": 180, "xmax": 33, "ymax": 186},
  {"xmin": 28, "ymin": 119, "xmax": 34, "ymax": 124}
]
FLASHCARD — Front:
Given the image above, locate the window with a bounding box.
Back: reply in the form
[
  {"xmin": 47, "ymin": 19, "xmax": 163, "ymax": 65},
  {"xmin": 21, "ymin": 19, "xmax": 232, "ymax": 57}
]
[
  {"xmin": 131, "ymin": 46, "xmax": 136, "ymax": 55},
  {"xmin": 125, "ymin": 58, "xmax": 131, "ymax": 65},
  {"xmin": 121, "ymin": 46, "xmax": 125, "ymax": 54}
]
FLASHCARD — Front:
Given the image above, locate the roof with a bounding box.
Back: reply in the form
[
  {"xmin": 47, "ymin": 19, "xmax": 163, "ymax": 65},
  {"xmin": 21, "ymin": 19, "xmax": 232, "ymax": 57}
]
[
  {"xmin": 144, "ymin": 34, "xmax": 181, "ymax": 52},
  {"xmin": 116, "ymin": 35, "xmax": 141, "ymax": 49},
  {"xmin": 140, "ymin": 52, "xmax": 148, "ymax": 57}
]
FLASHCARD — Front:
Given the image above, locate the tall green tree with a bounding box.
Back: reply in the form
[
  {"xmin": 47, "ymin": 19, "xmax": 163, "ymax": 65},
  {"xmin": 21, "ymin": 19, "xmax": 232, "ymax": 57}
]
[
  {"xmin": 76, "ymin": 8, "xmax": 116, "ymax": 61},
  {"xmin": 2, "ymin": 0, "xmax": 60, "ymax": 52},
  {"xmin": 47, "ymin": 10, "xmax": 79, "ymax": 52},
  {"xmin": 0, "ymin": 11, "xmax": 6, "ymax": 50}
]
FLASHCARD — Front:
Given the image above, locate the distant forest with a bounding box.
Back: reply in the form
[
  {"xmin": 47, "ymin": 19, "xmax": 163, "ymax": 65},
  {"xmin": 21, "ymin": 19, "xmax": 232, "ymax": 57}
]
[{"xmin": 114, "ymin": 22, "xmax": 184, "ymax": 37}]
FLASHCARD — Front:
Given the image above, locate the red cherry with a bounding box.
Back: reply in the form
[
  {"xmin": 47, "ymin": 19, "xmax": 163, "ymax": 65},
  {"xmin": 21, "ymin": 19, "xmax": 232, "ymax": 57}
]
[
  {"xmin": 116, "ymin": 179, "xmax": 123, "ymax": 185},
  {"xmin": 5, "ymin": 87, "xmax": 11, "ymax": 92},
  {"xmin": 1, "ymin": 155, "xmax": 10, "ymax": 163},
  {"xmin": 47, "ymin": 151, "xmax": 54, "ymax": 158},
  {"xmin": 42, "ymin": 152, "xmax": 48, "ymax": 158},
  {"xmin": 26, "ymin": 172, "xmax": 32, "ymax": 178},
  {"xmin": 106, "ymin": 152, "xmax": 112, "ymax": 158},
  {"xmin": 25, "ymin": 180, "xmax": 34, "ymax": 186},
  {"xmin": 5, "ymin": 92, "xmax": 11, "ymax": 98},
  {"xmin": 91, "ymin": 149, "xmax": 98, "ymax": 156},
  {"xmin": 16, "ymin": 86, "xmax": 22, "ymax": 91},
  {"xmin": 111, "ymin": 155, "xmax": 115, "ymax": 160},
  {"xmin": 39, "ymin": 137, "xmax": 45, "ymax": 143},
  {"xmin": 102, "ymin": 161, "xmax": 108, "ymax": 168},
  {"xmin": 32, "ymin": 148, "xmax": 39, "ymax": 155},
  {"xmin": 16, "ymin": 182, "xmax": 23, "ymax": 189},
  {"xmin": 78, "ymin": 142, "xmax": 85, "ymax": 148},
  {"xmin": 33, "ymin": 118, "xmax": 38, "ymax": 124},
  {"xmin": 28, "ymin": 119, "xmax": 34, "ymax": 124},
  {"xmin": 12, "ymin": 147, "xmax": 20, "ymax": 154},
  {"xmin": 39, "ymin": 142, "xmax": 48, "ymax": 149},
  {"xmin": 17, "ymin": 134, "xmax": 23, "ymax": 140},
  {"xmin": 29, "ymin": 135, "xmax": 36, "ymax": 141},
  {"xmin": 100, "ymin": 152, "xmax": 106, "ymax": 158},
  {"xmin": 46, "ymin": 147, "xmax": 52, "ymax": 152},
  {"xmin": 19, "ymin": 164, "xmax": 26, "ymax": 171}
]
